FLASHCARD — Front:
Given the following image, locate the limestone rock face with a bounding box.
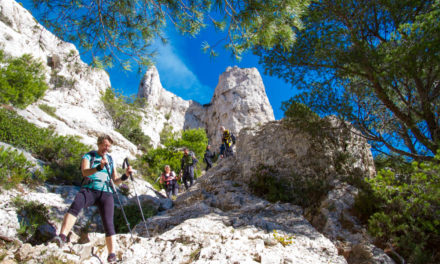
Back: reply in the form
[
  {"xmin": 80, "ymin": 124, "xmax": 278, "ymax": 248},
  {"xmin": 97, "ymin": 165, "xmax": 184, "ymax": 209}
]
[
  {"xmin": 137, "ymin": 66, "xmax": 275, "ymax": 148},
  {"xmin": 205, "ymin": 66, "xmax": 275, "ymax": 148},
  {"xmin": 307, "ymin": 182, "xmax": 394, "ymax": 263},
  {"xmin": 1, "ymin": 0, "xmax": 276, "ymax": 152},
  {"xmin": 235, "ymin": 117, "xmax": 375, "ymax": 185},
  {"xmin": 137, "ymin": 66, "xmax": 206, "ymax": 145},
  {"xmin": 0, "ymin": 0, "xmax": 137, "ymax": 164}
]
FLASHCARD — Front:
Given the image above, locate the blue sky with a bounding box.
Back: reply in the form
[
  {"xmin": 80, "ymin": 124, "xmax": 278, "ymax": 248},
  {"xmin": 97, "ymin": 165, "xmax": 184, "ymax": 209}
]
[
  {"xmin": 21, "ymin": 1, "xmax": 297, "ymax": 120},
  {"xmin": 106, "ymin": 25, "xmax": 296, "ymax": 120}
]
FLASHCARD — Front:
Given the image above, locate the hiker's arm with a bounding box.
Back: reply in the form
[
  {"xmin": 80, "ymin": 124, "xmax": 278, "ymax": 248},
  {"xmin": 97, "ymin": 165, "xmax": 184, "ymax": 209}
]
[
  {"xmin": 113, "ymin": 165, "xmax": 133, "ymax": 185},
  {"xmin": 81, "ymin": 158, "xmax": 101, "ymax": 177}
]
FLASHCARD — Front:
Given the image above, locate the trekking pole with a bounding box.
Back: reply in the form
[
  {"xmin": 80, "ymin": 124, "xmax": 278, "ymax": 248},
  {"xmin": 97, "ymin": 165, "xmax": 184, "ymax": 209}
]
[
  {"xmin": 154, "ymin": 175, "xmax": 161, "ymax": 184},
  {"xmin": 123, "ymin": 158, "xmax": 150, "ymax": 238},
  {"xmin": 104, "ymin": 163, "xmax": 133, "ymax": 239}
]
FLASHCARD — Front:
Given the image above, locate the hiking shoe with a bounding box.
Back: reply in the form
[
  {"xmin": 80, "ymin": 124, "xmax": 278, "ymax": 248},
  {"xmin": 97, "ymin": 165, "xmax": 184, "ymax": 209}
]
[
  {"xmin": 51, "ymin": 234, "xmax": 66, "ymax": 247},
  {"xmin": 107, "ymin": 253, "xmax": 117, "ymax": 263}
]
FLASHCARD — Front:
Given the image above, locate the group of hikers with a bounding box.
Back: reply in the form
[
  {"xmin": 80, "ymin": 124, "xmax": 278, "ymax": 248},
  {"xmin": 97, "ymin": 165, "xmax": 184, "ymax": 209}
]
[
  {"xmin": 160, "ymin": 126, "xmax": 236, "ymax": 200},
  {"xmin": 51, "ymin": 126, "xmax": 236, "ymax": 263}
]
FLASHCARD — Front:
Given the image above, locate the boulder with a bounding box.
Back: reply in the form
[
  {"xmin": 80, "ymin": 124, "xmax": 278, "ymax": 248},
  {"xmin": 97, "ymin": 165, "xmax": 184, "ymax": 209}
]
[
  {"xmin": 307, "ymin": 182, "xmax": 394, "ymax": 264},
  {"xmin": 235, "ymin": 117, "xmax": 375, "ymax": 186}
]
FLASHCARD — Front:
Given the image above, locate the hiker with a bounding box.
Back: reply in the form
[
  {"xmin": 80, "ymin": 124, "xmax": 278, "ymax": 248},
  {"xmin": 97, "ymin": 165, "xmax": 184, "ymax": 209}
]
[
  {"xmin": 203, "ymin": 144, "xmax": 215, "ymax": 171},
  {"xmin": 180, "ymin": 148, "xmax": 198, "ymax": 190},
  {"xmin": 52, "ymin": 135, "xmax": 132, "ymax": 263},
  {"xmin": 159, "ymin": 165, "xmax": 178, "ymax": 199},
  {"xmin": 220, "ymin": 126, "xmax": 236, "ymax": 158}
]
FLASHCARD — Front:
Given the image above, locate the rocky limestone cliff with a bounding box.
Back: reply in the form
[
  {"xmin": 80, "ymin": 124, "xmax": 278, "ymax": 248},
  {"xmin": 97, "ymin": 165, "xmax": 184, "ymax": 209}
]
[
  {"xmin": 205, "ymin": 66, "xmax": 275, "ymax": 148},
  {"xmin": 136, "ymin": 66, "xmax": 206, "ymax": 144},
  {"xmin": 0, "ymin": 0, "xmax": 137, "ymax": 164},
  {"xmin": 1, "ymin": 0, "xmax": 275, "ymax": 154},
  {"xmin": 137, "ymin": 65, "xmax": 275, "ymax": 148}
]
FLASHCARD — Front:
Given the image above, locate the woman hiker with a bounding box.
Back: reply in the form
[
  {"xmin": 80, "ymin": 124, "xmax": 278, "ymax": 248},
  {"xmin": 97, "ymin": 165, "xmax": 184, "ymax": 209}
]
[
  {"xmin": 160, "ymin": 165, "xmax": 178, "ymax": 199},
  {"xmin": 51, "ymin": 134, "xmax": 132, "ymax": 263}
]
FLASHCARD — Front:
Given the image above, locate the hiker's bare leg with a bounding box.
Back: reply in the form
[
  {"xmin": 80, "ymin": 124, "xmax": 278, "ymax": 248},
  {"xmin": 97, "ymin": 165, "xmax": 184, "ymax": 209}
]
[
  {"xmin": 106, "ymin": 235, "xmax": 115, "ymax": 254},
  {"xmin": 60, "ymin": 213, "xmax": 77, "ymax": 236}
]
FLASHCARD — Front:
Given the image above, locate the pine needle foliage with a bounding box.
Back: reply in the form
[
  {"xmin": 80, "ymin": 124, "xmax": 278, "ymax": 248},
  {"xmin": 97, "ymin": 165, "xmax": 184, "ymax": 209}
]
[{"xmin": 29, "ymin": 0, "xmax": 310, "ymax": 70}]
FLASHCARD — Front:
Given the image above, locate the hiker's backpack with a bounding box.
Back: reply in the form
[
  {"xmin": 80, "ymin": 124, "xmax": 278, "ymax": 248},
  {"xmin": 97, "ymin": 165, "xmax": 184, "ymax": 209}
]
[
  {"xmin": 223, "ymin": 130, "xmax": 236, "ymax": 147},
  {"xmin": 161, "ymin": 171, "xmax": 176, "ymax": 185},
  {"xmin": 79, "ymin": 151, "xmax": 114, "ymax": 186}
]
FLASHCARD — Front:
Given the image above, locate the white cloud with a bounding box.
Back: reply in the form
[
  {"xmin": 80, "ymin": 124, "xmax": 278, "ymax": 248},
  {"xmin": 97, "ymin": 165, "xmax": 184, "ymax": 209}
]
[{"xmin": 153, "ymin": 40, "xmax": 212, "ymax": 104}]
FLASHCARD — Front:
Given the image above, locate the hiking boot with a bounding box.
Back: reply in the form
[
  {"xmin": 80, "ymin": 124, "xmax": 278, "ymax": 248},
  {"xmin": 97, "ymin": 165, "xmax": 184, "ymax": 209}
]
[
  {"xmin": 107, "ymin": 253, "xmax": 117, "ymax": 263},
  {"xmin": 51, "ymin": 234, "xmax": 67, "ymax": 247}
]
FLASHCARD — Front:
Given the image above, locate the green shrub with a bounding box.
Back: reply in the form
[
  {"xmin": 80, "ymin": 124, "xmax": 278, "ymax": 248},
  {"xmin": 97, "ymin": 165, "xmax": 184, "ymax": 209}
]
[
  {"xmin": 135, "ymin": 127, "xmax": 208, "ymax": 189},
  {"xmin": 249, "ymin": 164, "xmax": 331, "ymax": 208},
  {"xmin": 38, "ymin": 104, "xmax": 58, "ymax": 119},
  {"xmin": 114, "ymin": 201, "xmax": 156, "ymax": 234},
  {"xmin": 40, "ymin": 135, "xmax": 90, "ymax": 185},
  {"xmin": 167, "ymin": 128, "xmax": 208, "ymax": 160},
  {"xmin": 127, "ymin": 127, "xmax": 152, "ymax": 152},
  {"xmin": 0, "ymin": 146, "xmax": 36, "ymax": 189},
  {"xmin": 118, "ymin": 183, "xmax": 130, "ymax": 196},
  {"xmin": 0, "ymin": 108, "xmax": 52, "ymax": 151},
  {"xmin": 0, "ymin": 50, "xmax": 47, "ymax": 108},
  {"xmin": 0, "ymin": 108, "xmax": 90, "ymax": 185},
  {"xmin": 159, "ymin": 123, "xmax": 175, "ymax": 145},
  {"xmin": 13, "ymin": 197, "xmax": 51, "ymax": 242},
  {"xmin": 50, "ymin": 70, "xmax": 76, "ymax": 88},
  {"xmin": 101, "ymin": 88, "xmax": 151, "ymax": 151},
  {"xmin": 365, "ymin": 152, "xmax": 440, "ymax": 264},
  {"xmin": 136, "ymin": 147, "xmax": 183, "ymax": 190},
  {"xmin": 42, "ymin": 255, "xmax": 76, "ymax": 264},
  {"xmin": 282, "ymin": 100, "xmax": 320, "ymax": 122}
]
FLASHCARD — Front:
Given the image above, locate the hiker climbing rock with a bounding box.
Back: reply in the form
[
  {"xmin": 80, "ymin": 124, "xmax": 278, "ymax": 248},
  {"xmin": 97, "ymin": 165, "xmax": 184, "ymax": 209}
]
[
  {"xmin": 180, "ymin": 148, "xmax": 198, "ymax": 190},
  {"xmin": 51, "ymin": 135, "xmax": 132, "ymax": 263},
  {"xmin": 160, "ymin": 165, "xmax": 178, "ymax": 199},
  {"xmin": 219, "ymin": 126, "xmax": 236, "ymax": 158},
  {"xmin": 203, "ymin": 144, "xmax": 216, "ymax": 171}
]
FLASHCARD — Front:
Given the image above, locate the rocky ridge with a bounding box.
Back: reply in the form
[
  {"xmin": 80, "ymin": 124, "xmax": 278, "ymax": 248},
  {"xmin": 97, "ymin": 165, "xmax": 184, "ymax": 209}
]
[
  {"xmin": 0, "ymin": 0, "xmax": 137, "ymax": 163},
  {"xmin": 0, "ymin": 0, "xmax": 274, "ymax": 161},
  {"xmin": 137, "ymin": 65, "xmax": 275, "ymax": 148}
]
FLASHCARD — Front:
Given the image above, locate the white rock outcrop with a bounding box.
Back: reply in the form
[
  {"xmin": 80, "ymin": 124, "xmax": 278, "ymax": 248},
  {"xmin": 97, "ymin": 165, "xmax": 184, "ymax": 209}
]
[
  {"xmin": 137, "ymin": 65, "xmax": 275, "ymax": 148},
  {"xmin": 0, "ymin": 0, "xmax": 138, "ymax": 164},
  {"xmin": 1, "ymin": 0, "xmax": 276, "ymax": 155},
  {"xmin": 205, "ymin": 66, "xmax": 275, "ymax": 148},
  {"xmin": 137, "ymin": 66, "xmax": 206, "ymax": 145},
  {"xmin": 308, "ymin": 182, "xmax": 394, "ymax": 263},
  {"xmin": 235, "ymin": 117, "xmax": 375, "ymax": 185}
]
